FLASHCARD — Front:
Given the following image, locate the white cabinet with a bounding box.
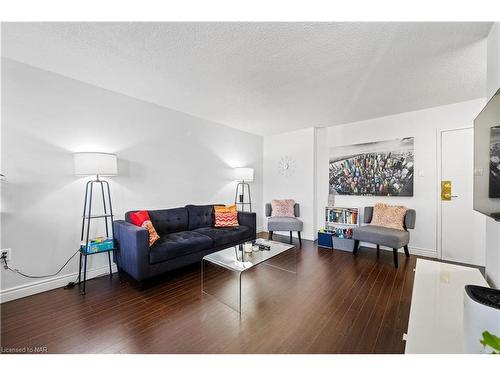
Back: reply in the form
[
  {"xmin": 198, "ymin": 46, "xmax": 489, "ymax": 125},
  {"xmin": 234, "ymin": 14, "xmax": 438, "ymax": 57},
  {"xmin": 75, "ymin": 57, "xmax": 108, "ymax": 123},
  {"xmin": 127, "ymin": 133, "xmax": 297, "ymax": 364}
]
[{"xmin": 405, "ymin": 259, "xmax": 489, "ymax": 353}]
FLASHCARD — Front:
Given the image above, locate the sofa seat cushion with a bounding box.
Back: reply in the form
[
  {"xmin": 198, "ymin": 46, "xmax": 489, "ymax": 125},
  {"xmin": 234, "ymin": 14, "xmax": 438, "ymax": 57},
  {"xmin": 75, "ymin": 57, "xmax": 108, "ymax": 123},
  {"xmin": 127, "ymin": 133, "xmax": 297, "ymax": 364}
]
[
  {"xmin": 193, "ymin": 226, "xmax": 251, "ymax": 247},
  {"xmin": 267, "ymin": 217, "xmax": 303, "ymax": 232},
  {"xmin": 352, "ymin": 225, "xmax": 409, "ymax": 249},
  {"xmin": 149, "ymin": 231, "xmax": 213, "ymax": 264}
]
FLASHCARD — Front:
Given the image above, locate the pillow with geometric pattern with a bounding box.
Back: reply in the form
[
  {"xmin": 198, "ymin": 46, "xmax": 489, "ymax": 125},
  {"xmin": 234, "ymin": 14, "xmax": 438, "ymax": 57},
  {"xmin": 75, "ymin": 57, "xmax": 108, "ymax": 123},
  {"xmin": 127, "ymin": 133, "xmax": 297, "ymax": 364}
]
[
  {"xmin": 214, "ymin": 204, "xmax": 239, "ymax": 227},
  {"xmin": 271, "ymin": 199, "xmax": 295, "ymax": 217},
  {"xmin": 129, "ymin": 210, "xmax": 160, "ymax": 246},
  {"xmin": 142, "ymin": 220, "xmax": 160, "ymax": 247}
]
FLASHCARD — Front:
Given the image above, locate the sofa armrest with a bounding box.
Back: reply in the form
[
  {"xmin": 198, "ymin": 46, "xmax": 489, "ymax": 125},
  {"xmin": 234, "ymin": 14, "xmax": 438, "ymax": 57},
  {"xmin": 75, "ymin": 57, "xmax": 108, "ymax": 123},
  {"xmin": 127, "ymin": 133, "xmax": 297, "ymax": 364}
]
[
  {"xmin": 113, "ymin": 220, "xmax": 150, "ymax": 281},
  {"xmin": 238, "ymin": 211, "xmax": 257, "ymax": 237}
]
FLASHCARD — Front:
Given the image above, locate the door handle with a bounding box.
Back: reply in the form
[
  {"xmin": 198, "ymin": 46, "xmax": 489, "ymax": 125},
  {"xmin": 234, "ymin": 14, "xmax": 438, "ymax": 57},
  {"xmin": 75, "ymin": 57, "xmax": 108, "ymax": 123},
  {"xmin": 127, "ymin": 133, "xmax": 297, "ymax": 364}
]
[
  {"xmin": 441, "ymin": 181, "xmax": 451, "ymax": 200},
  {"xmin": 441, "ymin": 181, "xmax": 457, "ymax": 201}
]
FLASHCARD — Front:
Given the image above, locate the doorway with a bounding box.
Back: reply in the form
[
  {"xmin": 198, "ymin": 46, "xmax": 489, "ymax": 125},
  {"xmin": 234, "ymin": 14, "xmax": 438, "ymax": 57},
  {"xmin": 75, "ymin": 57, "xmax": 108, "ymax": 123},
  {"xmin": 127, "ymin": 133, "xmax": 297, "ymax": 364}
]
[{"xmin": 439, "ymin": 127, "xmax": 485, "ymax": 266}]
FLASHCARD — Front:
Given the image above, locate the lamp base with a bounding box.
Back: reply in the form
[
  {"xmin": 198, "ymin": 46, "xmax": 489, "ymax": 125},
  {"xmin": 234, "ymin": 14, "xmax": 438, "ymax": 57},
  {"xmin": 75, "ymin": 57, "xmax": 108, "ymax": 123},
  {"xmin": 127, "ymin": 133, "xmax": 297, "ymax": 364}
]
[{"xmin": 235, "ymin": 182, "xmax": 252, "ymax": 212}]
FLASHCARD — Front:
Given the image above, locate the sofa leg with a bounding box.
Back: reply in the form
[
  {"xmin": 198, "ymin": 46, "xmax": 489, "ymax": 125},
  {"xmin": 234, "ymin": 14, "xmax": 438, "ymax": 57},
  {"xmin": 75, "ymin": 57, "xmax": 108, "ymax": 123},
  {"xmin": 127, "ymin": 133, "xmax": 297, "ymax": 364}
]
[
  {"xmin": 117, "ymin": 267, "xmax": 125, "ymax": 283},
  {"xmin": 268, "ymin": 231, "xmax": 273, "ymax": 240},
  {"xmin": 137, "ymin": 280, "xmax": 146, "ymax": 291},
  {"xmin": 393, "ymin": 248, "xmax": 399, "ymax": 268},
  {"xmin": 353, "ymin": 240, "xmax": 359, "ymax": 255},
  {"xmin": 404, "ymin": 245, "xmax": 410, "ymax": 257},
  {"xmin": 289, "ymin": 231, "xmax": 293, "ymax": 244},
  {"xmin": 298, "ymin": 231, "xmax": 302, "ymax": 247}
]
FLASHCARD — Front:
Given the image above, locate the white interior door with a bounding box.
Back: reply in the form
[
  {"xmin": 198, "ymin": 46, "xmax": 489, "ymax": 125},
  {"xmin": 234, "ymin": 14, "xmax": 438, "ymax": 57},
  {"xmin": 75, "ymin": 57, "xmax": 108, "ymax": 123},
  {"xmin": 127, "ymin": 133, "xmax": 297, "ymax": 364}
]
[{"xmin": 441, "ymin": 128, "xmax": 485, "ymax": 266}]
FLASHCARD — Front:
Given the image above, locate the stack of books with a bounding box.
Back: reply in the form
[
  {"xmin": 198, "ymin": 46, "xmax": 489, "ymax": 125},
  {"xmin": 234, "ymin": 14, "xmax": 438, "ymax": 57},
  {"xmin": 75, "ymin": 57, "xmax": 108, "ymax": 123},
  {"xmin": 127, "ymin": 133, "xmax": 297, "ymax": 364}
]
[{"xmin": 80, "ymin": 237, "xmax": 114, "ymax": 254}]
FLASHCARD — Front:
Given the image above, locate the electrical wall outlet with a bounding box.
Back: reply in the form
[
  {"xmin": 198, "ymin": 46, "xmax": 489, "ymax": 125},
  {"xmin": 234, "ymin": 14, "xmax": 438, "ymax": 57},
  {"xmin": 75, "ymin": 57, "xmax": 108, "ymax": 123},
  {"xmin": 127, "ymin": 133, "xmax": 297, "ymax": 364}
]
[{"xmin": 1, "ymin": 248, "xmax": 11, "ymax": 262}]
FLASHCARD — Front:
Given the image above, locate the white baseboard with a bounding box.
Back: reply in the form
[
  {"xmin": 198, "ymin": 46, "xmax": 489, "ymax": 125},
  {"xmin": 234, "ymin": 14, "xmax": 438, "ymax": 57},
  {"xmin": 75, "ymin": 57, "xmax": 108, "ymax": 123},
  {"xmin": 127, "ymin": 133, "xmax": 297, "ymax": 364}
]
[
  {"xmin": 0, "ymin": 264, "xmax": 117, "ymax": 304},
  {"xmin": 259, "ymin": 230, "xmax": 315, "ymax": 241},
  {"xmin": 407, "ymin": 246, "xmax": 438, "ymax": 258},
  {"xmin": 361, "ymin": 243, "xmax": 437, "ymax": 258}
]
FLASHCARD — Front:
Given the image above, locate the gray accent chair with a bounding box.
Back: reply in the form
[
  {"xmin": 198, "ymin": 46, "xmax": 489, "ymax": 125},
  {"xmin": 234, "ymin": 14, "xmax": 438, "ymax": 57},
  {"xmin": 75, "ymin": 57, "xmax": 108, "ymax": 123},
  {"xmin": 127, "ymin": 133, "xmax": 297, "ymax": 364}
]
[
  {"xmin": 265, "ymin": 203, "xmax": 303, "ymax": 246},
  {"xmin": 352, "ymin": 206, "xmax": 416, "ymax": 268}
]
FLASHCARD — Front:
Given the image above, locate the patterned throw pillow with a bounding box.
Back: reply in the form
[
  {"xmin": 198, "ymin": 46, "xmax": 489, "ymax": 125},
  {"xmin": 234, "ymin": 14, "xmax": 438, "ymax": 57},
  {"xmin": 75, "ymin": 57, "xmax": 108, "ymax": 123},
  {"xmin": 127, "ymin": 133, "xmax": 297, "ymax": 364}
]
[
  {"xmin": 130, "ymin": 210, "xmax": 160, "ymax": 247},
  {"xmin": 370, "ymin": 203, "xmax": 408, "ymax": 231},
  {"xmin": 214, "ymin": 204, "xmax": 239, "ymax": 227},
  {"xmin": 142, "ymin": 220, "xmax": 160, "ymax": 246},
  {"xmin": 271, "ymin": 199, "xmax": 296, "ymax": 217},
  {"xmin": 214, "ymin": 204, "xmax": 237, "ymax": 213}
]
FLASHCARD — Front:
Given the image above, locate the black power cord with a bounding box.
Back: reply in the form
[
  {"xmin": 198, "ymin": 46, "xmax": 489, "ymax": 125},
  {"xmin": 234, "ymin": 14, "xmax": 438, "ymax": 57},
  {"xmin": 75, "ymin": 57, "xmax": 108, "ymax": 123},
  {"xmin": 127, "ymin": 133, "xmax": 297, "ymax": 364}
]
[
  {"xmin": 1, "ymin": 249, "xmax": 80, "ymax": 280},
  {"xmin": 2, "ymin": 249, "xmax": 115, "ymax": 290}
]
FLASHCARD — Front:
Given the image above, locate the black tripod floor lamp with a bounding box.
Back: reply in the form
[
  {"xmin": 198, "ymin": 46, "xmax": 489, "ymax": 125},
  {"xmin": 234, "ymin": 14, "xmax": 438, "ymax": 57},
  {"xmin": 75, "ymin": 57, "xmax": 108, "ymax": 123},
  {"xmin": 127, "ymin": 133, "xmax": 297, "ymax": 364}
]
[
  {"xmin": 234, "ymin": 167, "xmax": 254, "ymax": 212},
  {"xmin": 74, "ymin": 152, "xmax": 118, "ymax": 295}
]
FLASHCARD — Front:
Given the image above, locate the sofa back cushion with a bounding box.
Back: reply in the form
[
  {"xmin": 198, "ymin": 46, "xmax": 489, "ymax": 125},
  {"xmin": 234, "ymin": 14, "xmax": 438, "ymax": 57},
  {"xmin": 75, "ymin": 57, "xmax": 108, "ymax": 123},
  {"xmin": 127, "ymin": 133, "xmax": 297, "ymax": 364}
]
[
  {"xmin": 186, "ymin": 204, "xmax": 215, "ymax": 230},
  {"xmin": 126, "ymin": 207, "xmax": 188, "ymax": 236}
]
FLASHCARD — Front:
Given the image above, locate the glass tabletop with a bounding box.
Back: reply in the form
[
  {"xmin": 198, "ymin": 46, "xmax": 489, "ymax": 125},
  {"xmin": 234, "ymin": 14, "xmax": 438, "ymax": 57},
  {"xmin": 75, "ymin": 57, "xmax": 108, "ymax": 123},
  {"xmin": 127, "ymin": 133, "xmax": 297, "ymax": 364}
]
[{"xmin": 202, "ymin": 239, "xmax": 295, "ymax": 272}]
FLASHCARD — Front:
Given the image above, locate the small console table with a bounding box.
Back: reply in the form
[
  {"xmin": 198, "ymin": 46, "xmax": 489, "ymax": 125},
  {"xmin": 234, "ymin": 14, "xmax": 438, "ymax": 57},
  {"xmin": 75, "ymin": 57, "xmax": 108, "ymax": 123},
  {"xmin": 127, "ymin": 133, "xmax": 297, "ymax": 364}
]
[{"xmin": 405, "ymin": 258, "xmax": 488, "ymax": 353}]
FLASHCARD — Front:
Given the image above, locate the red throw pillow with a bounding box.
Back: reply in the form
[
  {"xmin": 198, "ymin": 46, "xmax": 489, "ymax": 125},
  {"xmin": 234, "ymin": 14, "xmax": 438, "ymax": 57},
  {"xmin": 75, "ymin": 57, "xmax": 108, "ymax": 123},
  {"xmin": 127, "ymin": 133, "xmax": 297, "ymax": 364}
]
[
  {"xmin": 129, "ymin": 210, "xmax": 160, "ymax": 246},
  {"xmin": 130, "ymin": 210, "xmax": 150, "ymax": 227}
]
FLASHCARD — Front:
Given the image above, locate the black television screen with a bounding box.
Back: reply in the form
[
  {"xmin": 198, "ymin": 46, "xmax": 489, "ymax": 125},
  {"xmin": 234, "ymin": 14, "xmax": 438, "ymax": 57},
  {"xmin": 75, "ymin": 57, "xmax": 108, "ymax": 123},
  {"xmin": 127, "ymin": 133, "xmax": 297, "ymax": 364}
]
[{"xmin": 474, "ymin": 88, "xmax": 500, "ymax": 221}]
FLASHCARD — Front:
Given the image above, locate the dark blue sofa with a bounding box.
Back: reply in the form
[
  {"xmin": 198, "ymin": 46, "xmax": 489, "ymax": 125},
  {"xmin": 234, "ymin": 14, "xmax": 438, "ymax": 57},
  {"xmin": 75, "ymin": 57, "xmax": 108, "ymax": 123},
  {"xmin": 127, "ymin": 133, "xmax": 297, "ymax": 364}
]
[{"xmin": 113, "ymin": 204, "xmax": 256, "ymax": 282}]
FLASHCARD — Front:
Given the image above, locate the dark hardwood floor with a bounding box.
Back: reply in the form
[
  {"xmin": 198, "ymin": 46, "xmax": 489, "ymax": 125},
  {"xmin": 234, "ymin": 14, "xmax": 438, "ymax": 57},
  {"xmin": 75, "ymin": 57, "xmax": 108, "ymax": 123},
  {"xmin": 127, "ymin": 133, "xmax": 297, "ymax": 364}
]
[{"xmin": 1, "ymin": 234, "xmax": 416, "ymax": 354}]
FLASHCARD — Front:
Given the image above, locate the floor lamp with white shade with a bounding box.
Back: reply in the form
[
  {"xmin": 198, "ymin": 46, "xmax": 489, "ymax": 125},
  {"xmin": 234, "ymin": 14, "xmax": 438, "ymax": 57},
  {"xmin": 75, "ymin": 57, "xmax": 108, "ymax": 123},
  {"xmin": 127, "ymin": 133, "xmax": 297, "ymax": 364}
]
[
  {"xmin": 234, "ymin": 167, "xmax": 254, "ymax": 212},
  {"xmin": 74, "ymin": 152, "xmax": 118, "ymax": 295}
]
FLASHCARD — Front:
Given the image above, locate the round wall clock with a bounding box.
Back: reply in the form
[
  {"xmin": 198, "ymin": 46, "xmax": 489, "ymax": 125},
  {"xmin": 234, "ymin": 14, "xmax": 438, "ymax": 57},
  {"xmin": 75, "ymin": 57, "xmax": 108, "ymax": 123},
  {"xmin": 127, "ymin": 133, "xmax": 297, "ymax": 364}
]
[{"xmin": 278, "ymin": 156, "xmax": 296, "ymax": 177}]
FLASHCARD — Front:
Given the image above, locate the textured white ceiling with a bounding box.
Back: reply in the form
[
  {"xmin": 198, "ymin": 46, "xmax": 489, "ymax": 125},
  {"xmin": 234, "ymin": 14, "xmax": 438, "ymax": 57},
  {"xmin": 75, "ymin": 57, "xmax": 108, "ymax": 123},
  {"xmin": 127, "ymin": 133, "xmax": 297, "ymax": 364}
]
[{"xmin": 1, "ymin": 22, "xmax": 492, "ymax": 136}]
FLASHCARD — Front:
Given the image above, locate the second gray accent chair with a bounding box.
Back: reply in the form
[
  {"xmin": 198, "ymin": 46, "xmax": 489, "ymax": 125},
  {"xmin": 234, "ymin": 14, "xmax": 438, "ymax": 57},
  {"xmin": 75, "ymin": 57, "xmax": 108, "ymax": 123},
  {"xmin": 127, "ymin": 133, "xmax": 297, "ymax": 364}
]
[
  {"xmin": 265, "ymin": 203, "xmax": 303, "ymax": 246},
  {"xmin": 352, "ymin": 206, "xmax": 416, "ymax": 268}
]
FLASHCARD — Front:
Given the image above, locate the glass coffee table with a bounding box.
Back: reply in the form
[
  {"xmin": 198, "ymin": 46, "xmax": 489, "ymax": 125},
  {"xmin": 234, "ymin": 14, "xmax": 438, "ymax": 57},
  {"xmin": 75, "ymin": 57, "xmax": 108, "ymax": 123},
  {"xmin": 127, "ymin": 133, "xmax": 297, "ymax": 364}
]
[{"xmin": 201, "ymin": 239, "xmax": 296, "ymax": 314}]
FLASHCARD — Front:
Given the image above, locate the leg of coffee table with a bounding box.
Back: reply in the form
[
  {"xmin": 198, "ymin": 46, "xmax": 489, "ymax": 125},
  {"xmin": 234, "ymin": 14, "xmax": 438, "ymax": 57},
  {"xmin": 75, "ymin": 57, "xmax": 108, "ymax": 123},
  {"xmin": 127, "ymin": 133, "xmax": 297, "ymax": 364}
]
[
  {"xmin": 239, "ymin": 271, "xmax": 243, "ymax": 314},
  {"xmin": 262, "ymin": 247, "xmax": 297, "ymax": 275},
  {"xmin": 201, "ymin": 258, "xmax": 242, "ymax": 314}
]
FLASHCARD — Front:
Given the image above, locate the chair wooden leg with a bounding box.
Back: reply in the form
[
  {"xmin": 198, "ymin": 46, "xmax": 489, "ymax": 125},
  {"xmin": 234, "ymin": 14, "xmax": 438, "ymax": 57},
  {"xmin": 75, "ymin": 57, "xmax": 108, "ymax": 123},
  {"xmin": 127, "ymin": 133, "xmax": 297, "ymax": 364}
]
[
  {"xmin": 298, "ymin": 231, "xmax": 302, "ymax": 247},
  {"xmin": 376, "ymin": 244, "xmax": 380, "ymax": 253},
  {"xmin": 268, "ymin": 231, "xmax": 273, "ymax": 240},
  {"xmin": 393, "ymin": 248, "xmax": 399, "ymax": 268},
  {"xmin": 404, "ymin": 245, "xmax": 410, "ymax": 257},
  {"xmin": 353, "ymin": 240, "xmax": 360, "ymax": 255},
  {"xmin": 289, "ymin": 231, "xmax": 293, "ymax": 244}
]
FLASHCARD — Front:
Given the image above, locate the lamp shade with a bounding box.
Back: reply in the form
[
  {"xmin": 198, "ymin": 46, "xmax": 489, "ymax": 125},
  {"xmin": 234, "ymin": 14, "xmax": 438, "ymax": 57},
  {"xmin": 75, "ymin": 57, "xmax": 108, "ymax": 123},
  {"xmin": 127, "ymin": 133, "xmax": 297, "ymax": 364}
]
[
  {"xmin": 234, "ymin": 167, "xmax": 254, "ymax": 182},
  {"xmin": 74, "ymin": 152, "xmax": 118, "ymax": 176}
]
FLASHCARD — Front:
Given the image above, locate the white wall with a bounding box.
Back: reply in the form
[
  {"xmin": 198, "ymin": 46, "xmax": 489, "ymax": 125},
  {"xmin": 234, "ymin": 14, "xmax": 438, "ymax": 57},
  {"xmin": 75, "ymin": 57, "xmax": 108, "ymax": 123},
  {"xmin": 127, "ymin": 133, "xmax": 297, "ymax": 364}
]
[
  {"xmin": 315, "ymin": 127, "xmax": 329, "ymax": 237},
  {"xmin": 485, "ymin": 23, "xmax": 500, "ymax": 288},
  {"xmin": 316, "ymin": 99, "xmax": 486, "ymax": 258},
  {"xmin": 263, "ymin": 128, "xmax": 316, "ymax": 240},
  {"xmin": 0, "ymin": 58, "xmax": 263, "ymax": 302},
  {"xmin": 487, "ymin": 23, "xmax": 500, "ymax": 100}
]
